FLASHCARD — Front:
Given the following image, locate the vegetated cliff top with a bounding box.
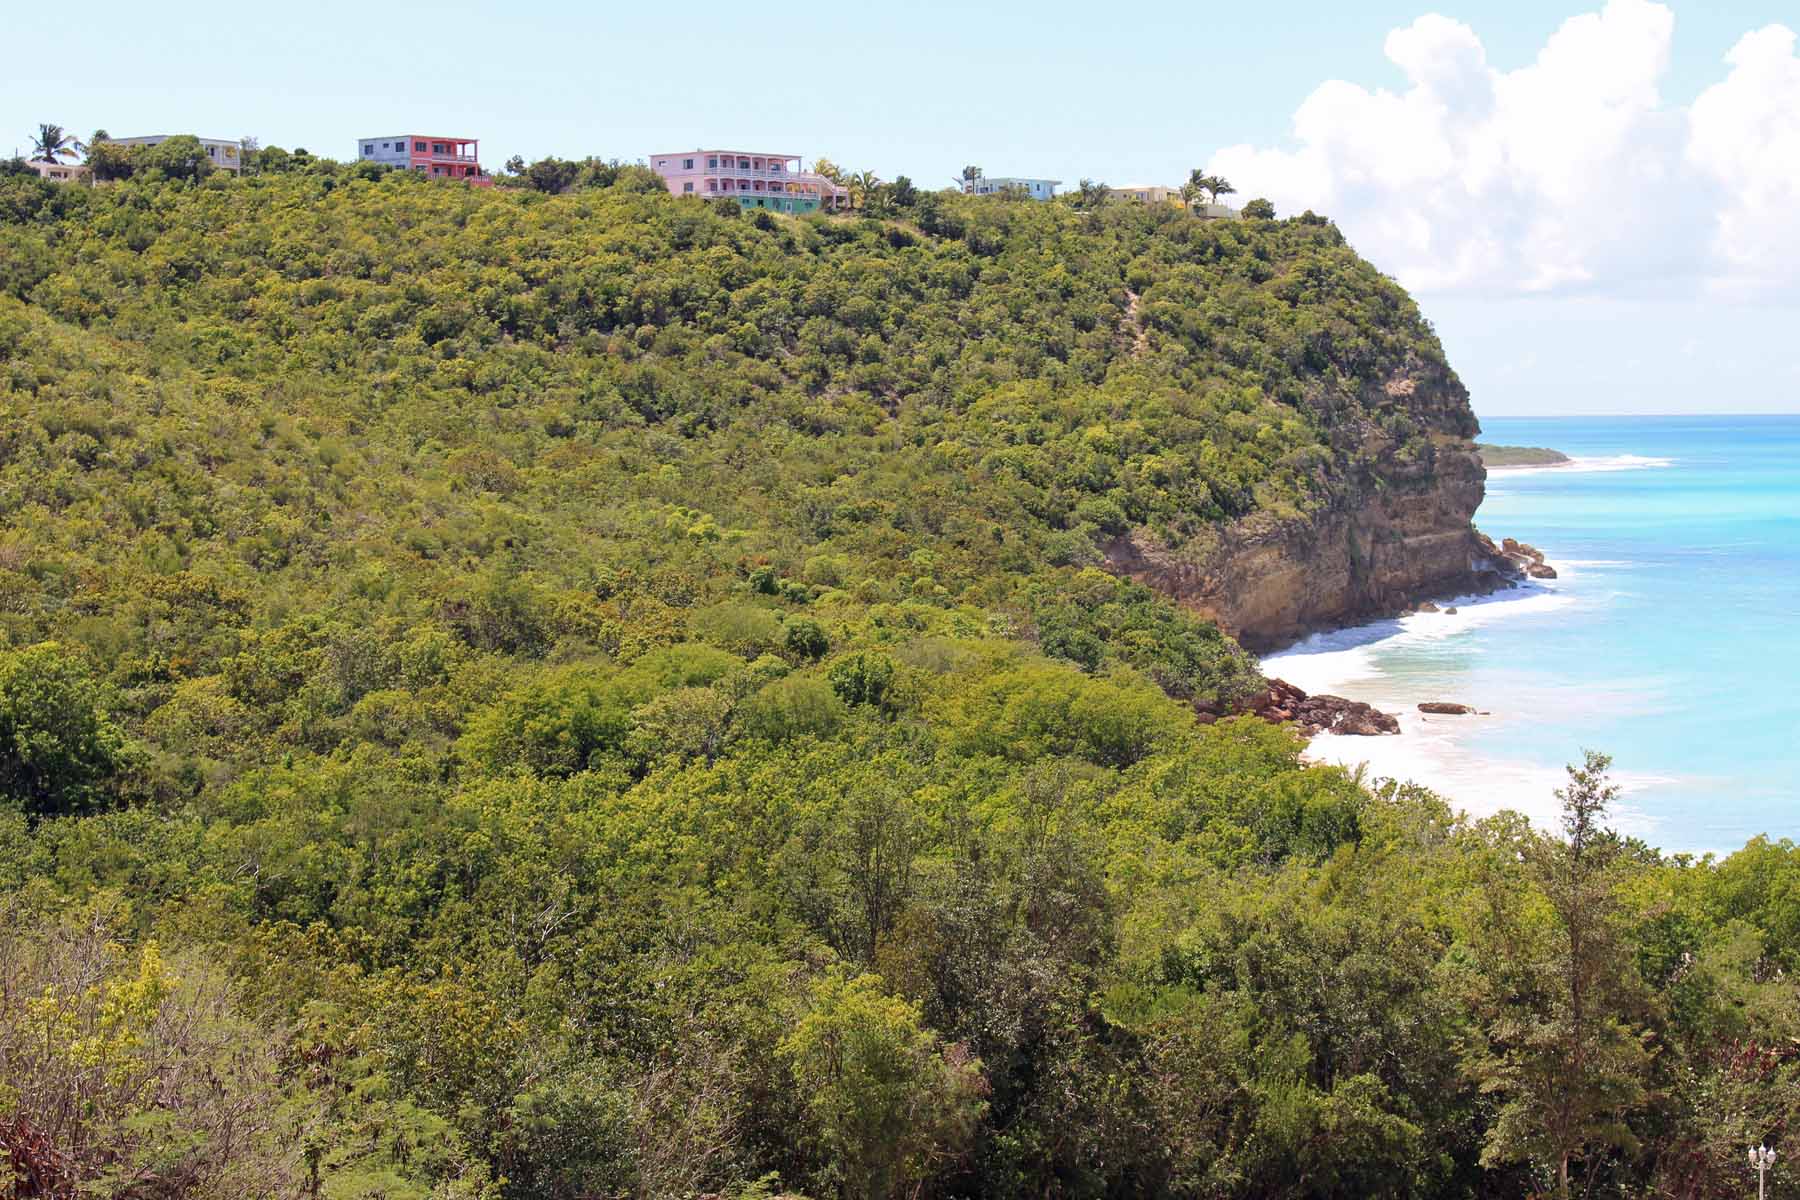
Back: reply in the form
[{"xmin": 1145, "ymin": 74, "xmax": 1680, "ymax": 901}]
[{"xmin": 0, "ymin": 168, "xmax": 1472, "ymax": 721}]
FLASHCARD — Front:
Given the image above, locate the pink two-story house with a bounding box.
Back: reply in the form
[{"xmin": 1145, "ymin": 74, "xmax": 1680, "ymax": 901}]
[
  {"xmin": 650, "ymin": 149, "xmax": 848, "ymax": 214},
  {"xmin": 358, "ymin": 135, "xmax": 492, "ymax": 186}
]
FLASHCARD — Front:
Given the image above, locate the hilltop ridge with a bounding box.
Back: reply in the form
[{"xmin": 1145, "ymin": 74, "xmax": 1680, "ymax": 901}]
[{"xmin": 0, "ymin": 167, "xmax": 1497, "ymax": 675}]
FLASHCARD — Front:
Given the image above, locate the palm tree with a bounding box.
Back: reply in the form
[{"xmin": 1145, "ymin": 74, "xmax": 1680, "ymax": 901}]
[
  {"xmin": 957, "ymin": 164, "xmax": 983, "ymax": 192},
  {"xmin": 30, "ymin": 124, "xmax": 81, "ymax": 164},
  {"xmin": 1075, "ymin": 178, "xmax": 1110, "ymax": 211},
  {"xmin": 812, "ymin": 157, "xmax": 845, "ymax": 185},
  {"xmin": 1184, "ymin": 170, "xmax": 1239, "ymax": 211},
  {"xmin": 850, "ymin": 170, "xmax": 881, "ymax": 210}
]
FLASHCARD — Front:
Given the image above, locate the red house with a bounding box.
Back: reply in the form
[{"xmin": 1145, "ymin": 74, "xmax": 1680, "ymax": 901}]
[{"xmin": 357, "ymin": 135, "xmax": 491, "ymax": 186}]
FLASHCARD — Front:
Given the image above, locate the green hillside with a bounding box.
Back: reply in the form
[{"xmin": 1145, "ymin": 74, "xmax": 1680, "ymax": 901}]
[{"xmin": 2, "ymin": 166, "xmax": 1797, "ymax": 1200}]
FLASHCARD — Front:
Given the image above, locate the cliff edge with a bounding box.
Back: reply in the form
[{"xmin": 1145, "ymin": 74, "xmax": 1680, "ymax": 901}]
[{"xmin": 1105, "ymin": 355, "xmax": 1511, "ymax": 651}]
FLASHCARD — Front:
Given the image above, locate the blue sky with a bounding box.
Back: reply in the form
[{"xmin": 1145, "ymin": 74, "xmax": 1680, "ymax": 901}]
[{"xmin": 6, "ymin": 0, "xmax": 1798, "ymax": 417}]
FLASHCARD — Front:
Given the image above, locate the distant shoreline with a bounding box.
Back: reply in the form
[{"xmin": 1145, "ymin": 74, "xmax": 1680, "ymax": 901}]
[{"xmin": 1478, "ymin": 443, "xmax": 1571, "ymax": 469}]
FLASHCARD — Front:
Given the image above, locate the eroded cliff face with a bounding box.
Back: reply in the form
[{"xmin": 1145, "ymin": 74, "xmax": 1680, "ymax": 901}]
[{"xmin": 1105, "ymin": 358, "xmax": 1507, "ymax": 652}]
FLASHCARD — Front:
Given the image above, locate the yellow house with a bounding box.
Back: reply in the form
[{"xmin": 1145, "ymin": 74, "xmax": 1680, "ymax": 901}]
[{"xmin": 1109, "ymin": 185, "xmax": 1182, "ymax": 205}]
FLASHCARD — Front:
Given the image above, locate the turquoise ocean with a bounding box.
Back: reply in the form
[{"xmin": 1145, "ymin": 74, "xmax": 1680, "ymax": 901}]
[{"xmin": 1262, "ymin": 415, "xmax": 1800, "ymax": 854}]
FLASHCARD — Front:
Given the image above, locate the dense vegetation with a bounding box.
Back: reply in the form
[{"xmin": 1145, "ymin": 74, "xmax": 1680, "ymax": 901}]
[
  {"xmin": 1477, "ymin": 444, "xmax": 1572, "ymax": 468},
  {"xmin": 3, "ymin": 163, "xmax": 1798, "ymax": 1200}
]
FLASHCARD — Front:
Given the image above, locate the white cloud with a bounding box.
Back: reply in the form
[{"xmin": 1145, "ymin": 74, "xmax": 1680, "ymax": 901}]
[
  {"xmin": 1688, "ymin": 25, "xmax": 1800, "ymax": 293},
  {"xmin": 1210, "ymin": 2, "xmax": 1800, "ymax": 298}
]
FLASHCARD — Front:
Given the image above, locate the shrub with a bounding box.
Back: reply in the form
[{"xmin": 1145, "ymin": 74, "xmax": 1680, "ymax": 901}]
[
  {"xmin": 0, "ymin": 643, "xmax": 128, "ymax": 818},
  {"xmin": 737, "ymin": 676, "xmax": 846, "ymax": 743},
  {"xmin": 784, "ymin": 617, "xmax": 830, "ymax": 661}
]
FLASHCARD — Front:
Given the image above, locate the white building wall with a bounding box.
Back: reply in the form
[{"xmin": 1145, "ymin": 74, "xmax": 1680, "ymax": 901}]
[
  {"xmin": 966, "ymin": 176, "xmax": 1060, "ymax": 201},
  {"xmin": 358, "ymin": 137, "xmax": 414, "ymax": 166}
]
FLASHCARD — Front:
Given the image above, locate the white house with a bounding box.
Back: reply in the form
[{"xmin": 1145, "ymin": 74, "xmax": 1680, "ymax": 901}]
[
  {"xmin": 24, "ymin": 160, "xmax": 88, "ymax": 183},
  {"xmin": 111, "ymin": 136, "xmax": 244, "ymax": 174},
  {"xmin": 963, "ymin": 176, "xmax": 1060, "ymax": 201}
]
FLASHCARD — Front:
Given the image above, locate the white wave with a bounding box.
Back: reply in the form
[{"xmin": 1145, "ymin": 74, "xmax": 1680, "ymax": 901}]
[
  {"xmin": 1305, "ymin": 715, "xmax": 1669, "ymax": 838},
  {"xmin": 1262, "ymin": 578, "xmax": 1572, "ymax": 696},
  {"xmin": 1489, "ymin": 454, "xmax": 1673, "ymax": 476}
]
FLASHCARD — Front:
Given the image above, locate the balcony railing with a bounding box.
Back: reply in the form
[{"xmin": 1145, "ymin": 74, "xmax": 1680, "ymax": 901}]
[{"xmin": 697, "ymin": 164, "xmax": 794, "ymax": 178}]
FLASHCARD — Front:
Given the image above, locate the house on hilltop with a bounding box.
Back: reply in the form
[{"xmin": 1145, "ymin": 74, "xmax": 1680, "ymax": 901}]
[
  {"xmin": 357, "ymin": 135, "xmax": 492, "ymax": 186},
  {"xmin": 111, "ymin": 135, "xmax": 244, "ymax": 174},
  {"xmin": 963, "ymin": 175, "xmax": 1060, "ymax": 200},
  {"xmin": 24, "ymin": 160, "xmax": 89, "ymax": 183},
  {"xmin": 650, "ymin": 150, "xmax": 848, "ymax": 213},
  {"xmin": 1110, "ymin": 185, "xmax": 1181, "ymax": 205}
]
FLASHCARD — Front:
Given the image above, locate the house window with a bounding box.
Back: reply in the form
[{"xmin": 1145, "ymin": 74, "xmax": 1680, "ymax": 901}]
[
  {"xmin": 707, "ymin": 157, "xmax": 717, "ymax": 168},
  {"xmin": 415, "ymin": 141, "xmax": 426, "ymax": 151},
  {"xmin": 683, "ymin": 158, "xmax": 694, "ymax": 169},
  {"xmin": 738, "ymin": 159, "xmax": 750, "ymax": 169},
  {"xmin": 364, "ymin": 144, "xmax": 374, "ymax": 155},
  {"xmin": 683, "ymin": 182, "xmax": 693, "ymax": 192}
]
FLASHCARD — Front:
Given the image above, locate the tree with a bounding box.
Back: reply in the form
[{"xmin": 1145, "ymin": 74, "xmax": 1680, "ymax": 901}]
[
  {"xmin": 888, "ymin": 174, "xmax": 917, "ymax": 207},
  {"xmin": 1242, "ymin": 196, "xmax": 1277, "ymax": 219},
  {"xmin": 780, "ymin": 972, "xmax": 987, "ymax": 1200},
  {"xmin": 0, "ymin": 643, "xmax": 128, "ymax": 818},
  {"xmin": 29, "ymin": 123, "xmax": 81, "ymax": 164},
  {"xmin": 1463, "ymin": 752, "xmax": 1652, "ymax": 1200},
  {"xmin": 958, "ymin": 164, "xmax": 983, "ymax": 190},
  {"xmin": 84, "ymin": 139, "xmax": 135, "ymax": 181},
  {"xmin": 135, "ymin": 135, "xmax": 214, "ymax": 183},
  {"xmin": 1073, "ymin": 178, "xmax": 1111, "ymax": 211},
  {"xmin": 812, "ymin": 156, "xmax": 845, "ymax": 184},
  {"xmin": 522, "ymin": 156, "xmax": 581, "ymax": 193},
  {"xmin": 505, "ymin": 154, "xmax": 526, "ymax": 175},
  {"xmin": 1185, "ymin": 169, "xmax": 1237, "ymax": 209},
  {"xmin": 850, "ymin": 170, "xmax": 882, "ymax": 211}
]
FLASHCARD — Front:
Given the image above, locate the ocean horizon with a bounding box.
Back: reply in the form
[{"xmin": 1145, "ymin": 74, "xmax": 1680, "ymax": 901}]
[{"xmin": 1263, "ymin": 413, "xmax": 1800, "ymax": 856}]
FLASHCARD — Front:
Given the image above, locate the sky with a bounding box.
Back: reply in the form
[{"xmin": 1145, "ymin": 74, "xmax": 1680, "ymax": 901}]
[{"xmin": 6, "ymin": 0, "xmax": 1798, "ymax": 417}]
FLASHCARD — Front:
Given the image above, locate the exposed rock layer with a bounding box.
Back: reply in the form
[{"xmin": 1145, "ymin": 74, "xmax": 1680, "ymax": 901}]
[{"xmin": 1104, "ymin": 358, "xmax": 1533, "ymax": 652}]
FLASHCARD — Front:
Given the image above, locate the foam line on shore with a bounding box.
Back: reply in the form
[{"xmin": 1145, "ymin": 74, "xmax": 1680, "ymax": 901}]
[
  {"xmin": 1262, "ymin": 579, "xmax": 1571, "ymax": 698},
  {"xmin": 1489, "ymin": 453, "xmax": 1673, "ymax": 476}
]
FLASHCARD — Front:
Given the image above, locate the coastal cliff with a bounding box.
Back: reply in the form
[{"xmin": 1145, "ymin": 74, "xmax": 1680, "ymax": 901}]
[{"xmin": 1105, "ymin": 356, "xmax": 1508, "ymax": 651}]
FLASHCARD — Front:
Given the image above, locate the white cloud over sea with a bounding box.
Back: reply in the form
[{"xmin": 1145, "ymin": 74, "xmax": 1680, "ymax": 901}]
[{"xmin": 1209, "ymin": 1, "xmax": 1800, "ymax": 299}]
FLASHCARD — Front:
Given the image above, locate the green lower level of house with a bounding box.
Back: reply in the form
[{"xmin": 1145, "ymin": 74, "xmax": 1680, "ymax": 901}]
[{"xmin": 732, "ymin": 194, "xmax": 819, "ymax": 213}]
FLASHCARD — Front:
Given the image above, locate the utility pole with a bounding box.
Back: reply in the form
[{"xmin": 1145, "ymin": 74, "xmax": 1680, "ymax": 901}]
[{"xmin": 1751, "ymin": 1144, "xmax": 1777, "ymax": 1200}]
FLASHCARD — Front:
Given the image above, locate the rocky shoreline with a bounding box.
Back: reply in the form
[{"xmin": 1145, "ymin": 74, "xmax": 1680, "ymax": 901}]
[
  {"xmin": 1248, "ymin": 677, "xmax": 1400, "ymax": 736},
  {"xmin": 1246, "ymin": 536, "xmax": 1558, "ymax": 737}
]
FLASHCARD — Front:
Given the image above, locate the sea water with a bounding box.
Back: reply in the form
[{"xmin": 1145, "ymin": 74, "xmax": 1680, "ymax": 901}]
[{"xmin": 1262, "ymin": 415, "xmax": 1800, "ymax": 855}]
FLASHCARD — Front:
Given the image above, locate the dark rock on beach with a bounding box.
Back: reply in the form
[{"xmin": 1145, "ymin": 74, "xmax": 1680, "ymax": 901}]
[
  {"xmin": 1418, "ymin": 701, "xmax": 1477, "ymax": 715},
  {"xmin": 1252, "ymin": 678, "xmax": 1400, "ymax": 736}
]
